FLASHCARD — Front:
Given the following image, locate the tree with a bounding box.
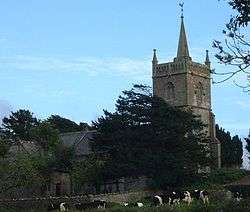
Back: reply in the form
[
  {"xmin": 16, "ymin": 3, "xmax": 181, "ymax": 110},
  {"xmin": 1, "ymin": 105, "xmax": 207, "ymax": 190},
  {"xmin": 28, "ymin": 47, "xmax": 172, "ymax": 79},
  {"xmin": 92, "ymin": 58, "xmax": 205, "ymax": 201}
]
[
  {"xmin": 51, "ymin": 144, "xmax": 76, "ymax": 172},
  {"xmin": 245, "ymin": 130, "xmax": 250, "ymax": 160},
  {"xmin": 72, "ymin": 155, "xmax": 107, "ymax": 193},
  {"xmin": 31, "ymin": 120, "xmax": 77, "ymax": 173},
  {"xmin": 31, "ymin": 121, "xmax": 60, "ymax": 153},
  {"xmin": 0, "ymin": 139, "xmax": 10, "ymax": 158},
  {"xmin": 91, "ymin": 85, "xmax": 209, "ymax": 189},
  {"xmin": 216, "ymin": 124, "xmax": 243, "ymax": 167},
  {"xmin": 47, "ymin": 115, "xmax": 89, "ymax": 133},
  {"xmin": 1, "ymin": 109, "xmax": 38, "ymax": 140},
  {"xmin": 0, "ymin": 154, "xmax": 46, "ymax": 197},
  {"xmin": 227, "ymin": 0, "xmax": 250, "ymax": 27},
  {"xmin": 213, "ymin": 0, "xmax": 250, "ymax": 92}
]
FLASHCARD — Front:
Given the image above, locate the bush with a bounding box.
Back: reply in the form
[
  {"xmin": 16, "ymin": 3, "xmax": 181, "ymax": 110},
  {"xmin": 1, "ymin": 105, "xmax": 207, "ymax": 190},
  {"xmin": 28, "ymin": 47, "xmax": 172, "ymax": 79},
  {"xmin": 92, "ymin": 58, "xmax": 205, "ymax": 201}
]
[
  {"xmin": 186, "ymin": 168, "xmax": 250, "ymax": 190},
  {"xmin": 208, "ymin": 169, "xmax": 248, "ymax": 184}
]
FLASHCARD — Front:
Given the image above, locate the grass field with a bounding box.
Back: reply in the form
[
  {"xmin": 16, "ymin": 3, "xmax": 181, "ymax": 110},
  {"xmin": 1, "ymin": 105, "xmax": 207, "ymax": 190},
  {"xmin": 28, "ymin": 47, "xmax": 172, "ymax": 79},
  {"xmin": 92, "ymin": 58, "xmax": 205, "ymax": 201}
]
[
  {"xmin": 1, "ymin": 199, "xmax": 250, "ymax": 212},
  {"xmin": 1, "ymin": 169, "xmax": 250, "ymax": 212}
]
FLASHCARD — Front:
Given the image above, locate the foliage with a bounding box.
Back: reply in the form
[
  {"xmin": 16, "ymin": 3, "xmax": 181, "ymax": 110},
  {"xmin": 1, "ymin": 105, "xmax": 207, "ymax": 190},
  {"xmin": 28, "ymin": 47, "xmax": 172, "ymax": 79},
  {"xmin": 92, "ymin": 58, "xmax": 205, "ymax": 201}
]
[
  {"xmin": 1, "ymin": 109, "xmax": 38, "ymax": 140},
  {"xmin": 0, "ymin": 143, "xmax": 75, "ymax": 197},
  {"xmin": 50, "ymin": 144, "xmax": 76, "ymax": 172},
  {"xmin": 0, "ymin": 139, "xmax": 10, "ymax": 158},
  {"xmin": 207, "ymin": 168, "xmax": 248, "ymax": 185},
  {"xmin": 227, "ymin": 0, "xmax": 250, "ymax": 27},
  {"xmin": 31, "ymin": 121, "xmax": 60, "ymax": 153},
  {"xmin": 0, "ymin": 112, "xmax": 81, "ymax": 197},
  {"xmin": 187, "ymin": 168, "xmax": 249, "ymax": 190},
  {"xmin": 0, "ymin": 154, "xmax": 45, "ymax": 196},
  {"xmin": 245, "ymin": 131, "xmax": 250, "ymax": 159},
  {"xmin": 72, "ymin": 155, "xmax": 107, "ymax": 192},
  {"xmin": 91, "ymin": 84, "xmax": 209, "ymax": 189},
  {"xmin": 216, "ymin": 124, "xmax": 243, "ymax": 167},
  {"xmin": 214, "ymin": 0, "xmax": 250, "ymax": 92},
  {"xmin": 47, "ymin": 115, "xmax": 89, "ymax": 133}
]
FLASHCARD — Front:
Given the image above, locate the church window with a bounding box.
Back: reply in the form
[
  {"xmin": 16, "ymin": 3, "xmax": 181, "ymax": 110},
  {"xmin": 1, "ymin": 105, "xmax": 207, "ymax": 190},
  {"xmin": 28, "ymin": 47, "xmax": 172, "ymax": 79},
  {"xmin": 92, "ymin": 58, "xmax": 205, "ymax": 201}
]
[
  {"xmin": 166, "ymin": 82, "xmax": 175, "ymax": 100},
  {"xmin": 195, "ymin": 82, "xmax": 203, "ymax": 105}
]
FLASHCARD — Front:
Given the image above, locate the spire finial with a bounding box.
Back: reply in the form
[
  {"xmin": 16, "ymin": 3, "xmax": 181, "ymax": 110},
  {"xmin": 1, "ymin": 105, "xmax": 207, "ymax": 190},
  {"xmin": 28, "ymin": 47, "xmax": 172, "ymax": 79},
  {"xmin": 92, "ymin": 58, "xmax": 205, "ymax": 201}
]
[
  {"xmin": 152, "ymin": 49, "xmax": 158, "ymax": 65},
  {"xmin": 205, "ymin": 50, "xmax": 211, "ymax": 68},
  {"xmin": 179, "ymin": 1, "xmax": 184, "ymax": 19}
]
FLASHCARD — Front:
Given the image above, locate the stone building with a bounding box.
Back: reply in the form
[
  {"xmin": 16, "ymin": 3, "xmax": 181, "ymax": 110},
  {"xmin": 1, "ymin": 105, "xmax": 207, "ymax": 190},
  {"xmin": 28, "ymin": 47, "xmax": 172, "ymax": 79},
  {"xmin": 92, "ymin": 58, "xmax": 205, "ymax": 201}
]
[{"xmin": 152, "ymin": 15, "xmax": 221, "ymax": 168}]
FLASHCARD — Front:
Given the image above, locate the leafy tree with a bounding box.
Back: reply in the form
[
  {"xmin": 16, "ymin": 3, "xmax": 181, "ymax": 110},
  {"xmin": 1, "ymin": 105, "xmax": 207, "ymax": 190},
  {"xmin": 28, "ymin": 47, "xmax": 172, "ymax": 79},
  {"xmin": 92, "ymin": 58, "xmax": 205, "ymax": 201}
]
[
  {"xmin": 91, "ymin": 85, "xmax": 209, "ymax": 189},
  {"xmin": 31, "ymin": 121, "xmax": 60, "ymax": 153},
  {"xmin": 72, "ymin": 155, "xmax": 107, "ymax": 193},
  {"xmin": 216, "ymin": 124, "xmax": 243, "ymax": 167},
  {"xmin": 0, "ymin": 154, "xmax": 44, "ymax": 196},
  {"xmin": 213, "ymin": 0, "xmax": 250, "ymax": 92},
  {"xmin": 47, "ymin": 115, "xmax": 89, "ymax": 133},
  {"xmin": 31, "ymin": 120, "xmax": 77, "ymax": 172},
  {"xmin": 1, "ymin": 109, "xmax": 38, "ymax": 140},
  {"xmin": 51, "ymin": 144, "xmax": 76, "ymax": 172}
]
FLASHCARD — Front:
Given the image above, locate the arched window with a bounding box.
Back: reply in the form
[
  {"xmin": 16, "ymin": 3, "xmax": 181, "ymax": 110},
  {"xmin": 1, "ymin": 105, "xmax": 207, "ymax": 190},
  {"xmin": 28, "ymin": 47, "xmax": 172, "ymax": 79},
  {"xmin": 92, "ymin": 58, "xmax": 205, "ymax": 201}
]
[
  {"xmin": 166, "ymin": 82, "xmax": 175, "ymax": 100},
  {"xmin": 195, "ymin": 82, "xmax": 203, "ymax": 105}
]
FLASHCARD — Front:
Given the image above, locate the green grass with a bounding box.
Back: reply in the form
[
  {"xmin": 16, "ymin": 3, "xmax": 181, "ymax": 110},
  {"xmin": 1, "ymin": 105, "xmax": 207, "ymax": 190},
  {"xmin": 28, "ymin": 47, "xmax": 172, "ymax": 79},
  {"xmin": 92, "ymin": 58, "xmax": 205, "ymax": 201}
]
[
  {"xmin": 2, "ymin": 199, "xmax": 250, "ymax": 212},
  {"xmin": 1, "ymin": 169, "xmax": 250, "ymax": 212}
]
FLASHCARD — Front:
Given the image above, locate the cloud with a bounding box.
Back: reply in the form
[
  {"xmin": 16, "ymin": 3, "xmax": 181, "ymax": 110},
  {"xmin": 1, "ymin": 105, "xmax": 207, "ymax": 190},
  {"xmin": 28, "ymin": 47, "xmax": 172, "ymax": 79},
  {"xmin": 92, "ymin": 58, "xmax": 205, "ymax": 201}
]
[
  {"xmin": 236, "ymin": 100, "xmax": 250, "ymax": 109},
  {"xmin": 0, "ymin": 100, "xmax": 12, "ymax": 123},
  {"xmin": 0, "ymin": 55, "xmax": 152, "ymax": 80}
]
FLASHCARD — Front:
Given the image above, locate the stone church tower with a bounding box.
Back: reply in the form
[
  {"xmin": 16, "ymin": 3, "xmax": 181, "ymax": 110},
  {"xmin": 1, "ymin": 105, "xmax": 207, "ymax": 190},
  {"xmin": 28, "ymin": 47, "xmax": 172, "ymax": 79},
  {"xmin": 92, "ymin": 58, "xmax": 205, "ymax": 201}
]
[{"xmin": 152, "ymin": 15, "xmax": 221, "ymax": 168}]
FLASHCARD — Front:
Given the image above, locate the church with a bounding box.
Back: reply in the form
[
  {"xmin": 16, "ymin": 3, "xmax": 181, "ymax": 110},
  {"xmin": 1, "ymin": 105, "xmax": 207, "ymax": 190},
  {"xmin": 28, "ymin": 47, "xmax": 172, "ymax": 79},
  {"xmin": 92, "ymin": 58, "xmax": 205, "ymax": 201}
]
[
  {"xmin": 49, "ymin": 12, "xmax": 223, "ymax": 196},
  {"xmin": 152, "ymin": 14, "xmax": 221, "ymax": 169}
]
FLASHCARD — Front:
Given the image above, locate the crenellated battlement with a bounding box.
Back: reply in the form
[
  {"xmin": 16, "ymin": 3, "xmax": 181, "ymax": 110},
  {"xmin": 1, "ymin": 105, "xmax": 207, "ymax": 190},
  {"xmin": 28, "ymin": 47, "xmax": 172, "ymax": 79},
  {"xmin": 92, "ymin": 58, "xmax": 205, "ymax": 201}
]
[{"xmin": 153, "ymin": 60, "xmax": 210, "ymax": 78}]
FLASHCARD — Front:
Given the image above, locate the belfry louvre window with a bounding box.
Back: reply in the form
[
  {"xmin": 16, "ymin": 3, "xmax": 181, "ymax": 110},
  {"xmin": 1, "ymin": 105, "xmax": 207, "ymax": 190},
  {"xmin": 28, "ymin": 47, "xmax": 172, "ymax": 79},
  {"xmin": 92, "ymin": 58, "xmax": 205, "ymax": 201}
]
[
  {"xmin": 196, "ymin": 82, "xmax": 203, "ymax": 105},
  {"xmin": 166, "ymin": 82, "xmax": 175, "ymax": 100}
]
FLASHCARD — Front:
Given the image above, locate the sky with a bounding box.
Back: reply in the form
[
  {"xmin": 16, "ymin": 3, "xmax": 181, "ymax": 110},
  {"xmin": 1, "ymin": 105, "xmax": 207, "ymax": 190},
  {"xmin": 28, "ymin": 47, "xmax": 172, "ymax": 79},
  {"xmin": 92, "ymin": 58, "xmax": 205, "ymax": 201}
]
[{"xmin": 0, "ymin": 0, "xmax": 249, "ymax": 163}]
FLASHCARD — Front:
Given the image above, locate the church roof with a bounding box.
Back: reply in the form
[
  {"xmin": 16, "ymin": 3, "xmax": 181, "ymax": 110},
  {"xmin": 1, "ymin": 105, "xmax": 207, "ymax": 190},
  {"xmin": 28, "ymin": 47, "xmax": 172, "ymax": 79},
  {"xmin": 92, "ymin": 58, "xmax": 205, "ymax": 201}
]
[{"xmin": 60, "ymin": 130, "xmax": 96, "ymax": 157}]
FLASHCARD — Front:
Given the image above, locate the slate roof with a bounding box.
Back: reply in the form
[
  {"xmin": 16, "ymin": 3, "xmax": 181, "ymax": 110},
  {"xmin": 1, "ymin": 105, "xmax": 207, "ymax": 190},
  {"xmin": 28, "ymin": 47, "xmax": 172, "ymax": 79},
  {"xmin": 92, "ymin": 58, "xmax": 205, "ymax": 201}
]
[{"xmin": 60, "ymin": 130, "xmax": 96, "ymax": 157}]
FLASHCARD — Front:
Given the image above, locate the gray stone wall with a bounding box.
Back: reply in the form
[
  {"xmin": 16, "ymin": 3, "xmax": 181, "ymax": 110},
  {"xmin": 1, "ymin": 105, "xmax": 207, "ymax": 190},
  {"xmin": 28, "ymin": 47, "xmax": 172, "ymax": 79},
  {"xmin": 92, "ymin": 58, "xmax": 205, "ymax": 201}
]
[
  {"xmin": 50, "ymin": 172, "xmax": 71, "ymax": 196},
  {"xmin": 153, "ymin": 72, "xmax": 187, "ymax": 106}
]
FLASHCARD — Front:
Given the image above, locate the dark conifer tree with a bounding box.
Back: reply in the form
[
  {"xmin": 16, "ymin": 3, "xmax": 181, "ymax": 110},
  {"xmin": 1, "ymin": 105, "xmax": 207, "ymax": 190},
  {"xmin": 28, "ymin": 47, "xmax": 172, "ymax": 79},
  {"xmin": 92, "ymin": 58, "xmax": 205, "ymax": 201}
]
[
  {"xmin": 91, "ymin": 85, "xmax": 209, "ymax": 188},
  {"xmin": 1, "ymin": 109, "xmax": 38, "ymax": 140},
  {"xmin": 216, "ymin": 124, "xmax": 243, "ymax": 167}
]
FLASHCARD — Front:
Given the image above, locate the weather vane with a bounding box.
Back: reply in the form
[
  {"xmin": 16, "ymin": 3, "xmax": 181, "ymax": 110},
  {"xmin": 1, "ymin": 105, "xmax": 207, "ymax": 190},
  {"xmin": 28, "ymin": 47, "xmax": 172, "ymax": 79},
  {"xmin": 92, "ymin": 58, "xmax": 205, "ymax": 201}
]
[{"xmin": 179, "ymin": 1, "xmax": 184, "ymax": 18}]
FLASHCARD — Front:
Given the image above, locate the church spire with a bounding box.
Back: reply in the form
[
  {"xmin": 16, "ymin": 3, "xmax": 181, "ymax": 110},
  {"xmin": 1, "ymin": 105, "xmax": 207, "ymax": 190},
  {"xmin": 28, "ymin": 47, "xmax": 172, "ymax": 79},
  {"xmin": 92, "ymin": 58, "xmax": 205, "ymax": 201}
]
[
  {"xmin": 176, "ymin": 16, "xmax": 190, "ymax": 59},
  {"xmin": 176, "ymin": 2, "xmax": 191, "ymax": 60}
]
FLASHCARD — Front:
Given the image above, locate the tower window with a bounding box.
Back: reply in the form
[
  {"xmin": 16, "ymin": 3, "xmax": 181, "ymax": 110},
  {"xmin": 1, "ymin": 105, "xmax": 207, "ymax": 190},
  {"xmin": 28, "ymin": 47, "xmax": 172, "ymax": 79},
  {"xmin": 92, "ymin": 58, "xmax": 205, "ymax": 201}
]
[
  {"xmin": 166, "ymin": 82, "xmax": 175, "ymax": 100},
  {"xmin": 195, "ymin": 82, "xmax": 203, "ymax": 105}
]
